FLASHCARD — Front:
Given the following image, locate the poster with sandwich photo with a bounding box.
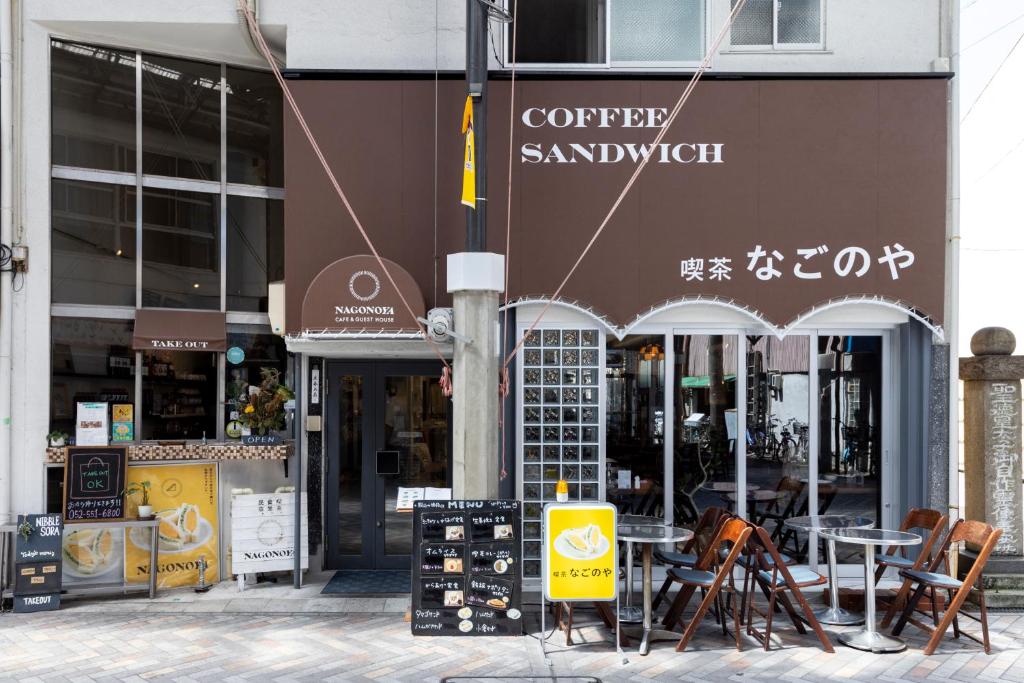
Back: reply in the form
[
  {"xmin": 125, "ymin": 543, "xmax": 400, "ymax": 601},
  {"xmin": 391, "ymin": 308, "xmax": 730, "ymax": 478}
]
[{"xmin": 125, "ymin": 463, "xmax": 219, "ymax": 588}]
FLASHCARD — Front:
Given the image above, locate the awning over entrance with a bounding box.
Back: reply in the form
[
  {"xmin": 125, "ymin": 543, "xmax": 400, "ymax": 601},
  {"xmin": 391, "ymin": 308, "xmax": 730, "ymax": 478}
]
[
  {"xmin": 132, "ymin": 309, "xmax": 227, "ymax": 352},
  {"xmin": 300, "ymin": 255, "xmax": 425, "ymax": 334}
]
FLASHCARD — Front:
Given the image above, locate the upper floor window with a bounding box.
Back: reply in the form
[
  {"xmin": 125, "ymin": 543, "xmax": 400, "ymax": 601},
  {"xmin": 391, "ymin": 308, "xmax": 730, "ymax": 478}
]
[
  {"xmin": 730, "ymin": 0, "xmax": 823, "ymax": 50},
  {"xmin": 51, "ymin": 41, "xmax": 284, "ymax": 312},
  {"xmin": 510, "ymin": 0, "xmax": 706, "ymax": 67}
]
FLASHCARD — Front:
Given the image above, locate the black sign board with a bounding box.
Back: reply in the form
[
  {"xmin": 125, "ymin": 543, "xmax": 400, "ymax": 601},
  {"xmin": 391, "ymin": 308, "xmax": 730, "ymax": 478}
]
[
  {"xmin": 13, "ymin": 514, "xmax": 63, "ymax": 613},
  {"xmin": 412, "ymin": 500, "xmax": 522, "ymax": 637},
  {"xmin": 62, "ymin": 446, "xmax": 128, "ymax": 522}
]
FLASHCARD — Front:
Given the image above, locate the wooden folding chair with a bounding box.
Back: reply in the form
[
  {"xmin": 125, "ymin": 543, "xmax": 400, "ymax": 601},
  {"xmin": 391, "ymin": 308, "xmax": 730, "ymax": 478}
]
[
  {"xmin": 743, "ymin": 526, "xmax": 834, "ymax": 652},
  {"xmin": 652, "ymin": 506, "xmax": 729, "ymax": 611},
  {"xmin": 874, "ymin": 508, "xmax": 947, "ymax": 617},
  {"xmin": 890, "ymin": 519, "xmax": 1002, "ymax": 655},
  {"xmin": 660, "ymin": 517, "xmax": 752, "ymax": 652}
]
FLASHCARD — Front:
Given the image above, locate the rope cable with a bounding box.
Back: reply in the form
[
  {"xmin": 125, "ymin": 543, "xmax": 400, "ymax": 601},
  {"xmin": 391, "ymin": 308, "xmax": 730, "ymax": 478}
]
[
  {"xmin": 238, "ymin": 2, "xmax": 453, "ymax": 396},
  {"xmin": 502, "ymin": 0, "xmax": 750, "ymax": 372}
]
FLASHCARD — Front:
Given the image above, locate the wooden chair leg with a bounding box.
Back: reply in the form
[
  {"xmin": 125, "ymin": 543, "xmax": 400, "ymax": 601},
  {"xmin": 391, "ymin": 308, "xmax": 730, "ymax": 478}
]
[
  {"xmin": 775, "ymin": 590, "xmax": 807, "ymax": 635},
  {"xmin": 676, "ymin": 584, "xmax": 722, "ymax": 653},
  {"xmin": 948, "ymin": 590, "xmax": 961, "ymax": 638},
  {"xmin": 978, "ymin": 588, "xmax": 991, "ymax": 654},
  {"xmin": 791, "ymin": 586, "xmax": 834, "ymax": 653},
  {"xmin": 652, "ymin": 575, "xmax": 674, "ymax": 612},
  {"xmin": 715, "ymin": 591, "xmax": 727, "ymax": 635},
  {"xmin": 930, "ymin": 588, "xmax": 940, "ymax": 627},
  {"xmin": 731, "ymin": 588, "xmax": 742, "ymax": 651},
  {"xmin": 924, "ymin": 582, "xmax": 975, "ymax": 656},
  {"xmin": 662, "ymin": 584, "xmax": 696, "ymax": 630},
  {"xmin": 892, "ymin": 583, "xmax": 929, "ymax": 637},
  {"xmin": 881, "ymin": 577, "xmax": 915, "ymax": 629},
  {"xmin": 762, "ymin": 589, "xmax": 777, "ymax": 652},
  {"xmin": 873, "ymin": 564, "xmax": 886, "ymax": 585}
]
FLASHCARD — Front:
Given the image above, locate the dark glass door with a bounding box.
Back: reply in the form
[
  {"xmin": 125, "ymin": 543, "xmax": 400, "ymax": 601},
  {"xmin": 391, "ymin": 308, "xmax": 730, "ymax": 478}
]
[{"xmin": 325, "ymin": 362, "xmax": 451, "ymax": 570}]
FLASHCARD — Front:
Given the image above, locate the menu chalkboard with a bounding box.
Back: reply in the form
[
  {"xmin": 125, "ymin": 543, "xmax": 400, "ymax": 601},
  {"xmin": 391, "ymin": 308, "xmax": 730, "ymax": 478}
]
[
  {"xmin": 13, "ymin": 513, "xmax": 63, "ymax": 613},
  {"xmin": 62, "ymin": 446, "xmax": 128, "ymax": 522},
  {"xmin": 412, "ymin": 500, "xmax": 522, "ymax": 637}
]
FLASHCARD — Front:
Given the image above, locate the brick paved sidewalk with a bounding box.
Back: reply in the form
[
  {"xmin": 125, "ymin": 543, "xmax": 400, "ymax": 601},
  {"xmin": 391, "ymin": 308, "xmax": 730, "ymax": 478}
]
[{"xmin": 0, "ymin": 601, "xmax": 1022, "ymax": 682}]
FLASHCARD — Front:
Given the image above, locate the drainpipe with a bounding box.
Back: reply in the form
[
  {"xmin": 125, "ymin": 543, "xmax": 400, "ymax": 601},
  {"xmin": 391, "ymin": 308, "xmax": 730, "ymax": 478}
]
[
  {"xmin": 0, "ymin": 0, "xmax": 13, "ymax": 525},
  {"xmin": 946, "ymin": 0, "xmax": 961, "ymax": 524}
]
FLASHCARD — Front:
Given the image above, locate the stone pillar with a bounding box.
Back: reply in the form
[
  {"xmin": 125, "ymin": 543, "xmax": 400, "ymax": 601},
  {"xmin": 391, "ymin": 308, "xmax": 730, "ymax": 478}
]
[
  {"xmin": 960, "ymin": 327, "xmax": 1023, "ymax": 557},
  {"xmin": 447, "ymin": 252, "xmax": 504, "ymax": 500}
]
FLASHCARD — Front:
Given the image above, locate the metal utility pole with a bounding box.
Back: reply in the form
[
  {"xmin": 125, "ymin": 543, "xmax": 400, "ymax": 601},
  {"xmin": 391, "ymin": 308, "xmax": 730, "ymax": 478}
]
[
  {"xmin": 448, "ymin": 0, "xmax": 504, "ymax": 499},
  {"xmin": 465, "ymin": 0, "xmax": 487, "ymax": 251}
]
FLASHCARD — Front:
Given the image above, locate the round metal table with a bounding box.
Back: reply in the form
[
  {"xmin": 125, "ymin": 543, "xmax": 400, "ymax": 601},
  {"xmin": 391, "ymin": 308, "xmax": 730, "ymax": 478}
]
[
  {"xmin": 615, "ymin": 515, "xmax": 665, "ymax": 623},
  {"xmin": 784, "ymin": 514, "xmax": 874, "ymax": 625},
  {"xmin": 616, "ymin": 524, "xmax": 693, "ymax": 656},
  {"xmin": 820, "ymin": 527, "xmax": 921, "ymax": 653}
]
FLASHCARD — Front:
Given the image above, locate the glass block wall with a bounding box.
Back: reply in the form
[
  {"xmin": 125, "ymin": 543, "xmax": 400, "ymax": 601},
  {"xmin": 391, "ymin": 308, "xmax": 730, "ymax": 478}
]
[{"xmin": 519, "ymin": 326, "xmax": 603, "ymax": 578}]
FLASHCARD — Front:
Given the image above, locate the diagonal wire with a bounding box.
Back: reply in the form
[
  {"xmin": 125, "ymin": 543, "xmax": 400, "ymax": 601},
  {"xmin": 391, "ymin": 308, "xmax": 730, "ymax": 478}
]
[
  {"xmin": 961, "ymin": 29, "xmax": 1024, "ymax": 123},
  {"xmin": 238, "ymin": 2, "xmax": 453, "ymax": 384},
  {"xmin": 502, "ymin": 0, "xmax": 751, "ymax": 370},
  {"xmin": 957, "ymin": 11, "xmax": 1024, "ymax": 54}
]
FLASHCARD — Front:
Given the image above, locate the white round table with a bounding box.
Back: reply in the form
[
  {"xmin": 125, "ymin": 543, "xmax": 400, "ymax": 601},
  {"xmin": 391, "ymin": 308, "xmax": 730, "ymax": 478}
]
[
  {"xmin": 617, "ymin": 524, "xmax": 693, "ymax": 656},
  {"xmin": 820, "ymin": 527, "xmax": 921, "ymax": 653},
  {"xmin": 784, "ymin": 514, "xmax": 874, "ymax": 625}
]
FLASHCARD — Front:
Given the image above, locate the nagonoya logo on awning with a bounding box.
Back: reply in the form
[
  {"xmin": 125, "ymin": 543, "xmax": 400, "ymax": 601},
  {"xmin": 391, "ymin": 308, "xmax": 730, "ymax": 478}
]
[{"xmin": 335, "ymin": 269, "xmax": 396, "ymax": 324}]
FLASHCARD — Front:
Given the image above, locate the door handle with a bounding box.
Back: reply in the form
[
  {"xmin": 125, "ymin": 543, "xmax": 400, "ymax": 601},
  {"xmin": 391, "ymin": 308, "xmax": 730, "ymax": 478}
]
[{"xmin": 376, "ymin": 521, "xmax": 383, "ymax": 528}]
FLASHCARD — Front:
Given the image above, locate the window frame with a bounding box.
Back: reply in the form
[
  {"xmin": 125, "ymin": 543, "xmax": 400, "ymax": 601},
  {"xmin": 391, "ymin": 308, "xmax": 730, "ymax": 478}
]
[
  {"xmin": 49, "ymin": 39, "xmax": 287, "ymax": 444},
  {"xmin": 50, "ymin": 41, "xmax": 285, "ymax": 313},
  {"xmin": 727, "ymin": 0, "xmax": 826, "ymax": 52},
  {"xmin": 504, "ymin": 0, "xmax": 711, "ymax": 70}
]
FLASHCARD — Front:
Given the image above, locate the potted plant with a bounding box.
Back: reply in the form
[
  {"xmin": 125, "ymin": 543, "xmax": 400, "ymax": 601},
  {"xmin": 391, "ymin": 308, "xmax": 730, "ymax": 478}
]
[
  {"xmin": 126, "ymin": 481, "xmax": 153, "ymax": 519},
  {"xmin": 47, "ymin": 430, "xmax": 69, "ymax": 448},
  {"xmin": 237, "ymin": 368, "xmax": 294, "ymax": 443}
]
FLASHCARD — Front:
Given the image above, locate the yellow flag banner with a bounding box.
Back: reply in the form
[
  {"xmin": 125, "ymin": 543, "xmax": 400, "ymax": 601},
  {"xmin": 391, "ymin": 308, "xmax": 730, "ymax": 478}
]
[
  {"xmin": 125, "ymin": 463, "xmax": 219, "ymax": 588},
  {"xmin": 461, "ymin": 95, "xmax": 476, "ymax": 208}
]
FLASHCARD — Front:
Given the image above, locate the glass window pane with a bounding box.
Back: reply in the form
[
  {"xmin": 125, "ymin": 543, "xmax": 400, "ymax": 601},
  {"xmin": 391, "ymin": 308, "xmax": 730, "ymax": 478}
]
[
  {"xmin": 514, "ymin": 0, "xmax": 605, "ymax": 64},
  {"xmin": 141, "ymin": 53, "xmax": 220, "ymax": 180},
  {"xmin": 731, "ymin": 0, "xmax": 773, "ymax": 46},
  {"xmin": 611, "ymin": 0, "xmax": 704, "ymax": 63},
  {"xmin": 337, "ymin": 374, "xmax": 363, "ymax": 555},
  {"xmin": 673, "ymin": 335, "xmax": 738, "ymax": 526},
  {"xmin": 778, "ymin": 0, "xmax": 821, "ymax": 44},
  {"xmin": 141, "ymin": 188, "xmax": 220, "ymax": 309},
  {"xmin": 51, "ymin": 317, "xmax": 135, "ymax": 438},
  {"xmin": 226, "ymin": 67, "xmax": 283, "ymax": 187},
  {"xmin": 51, "ymin": 41, "xmax": 136, "ymax": 172},
  {"xmin": 818, "ymin": 335, "xmax": 882, "ymax": 563},
  {"xmin": 607, "ymin": 336, "xmax": 665, "ymax": 520},
  {"xmin": 51, "ymin": 178, "xmax": 136, "ymax": 306},
  {"xmin": 383, "ymin": 375, "xmax": 450, "ymax": 556},
  {"xmin": 226, "ymin": 196, "xmax": 283, "ymax": 312},
  {"xmin": 224, "ymin": 327, "xmax": 288, "ymax": 439},
  {"xmin": 141, "ymin": 350, "xmax": 217, "ymax": 440},
  {"xmin": 746, "ymin": 336, "xmax": 811, "ymax": 559}
]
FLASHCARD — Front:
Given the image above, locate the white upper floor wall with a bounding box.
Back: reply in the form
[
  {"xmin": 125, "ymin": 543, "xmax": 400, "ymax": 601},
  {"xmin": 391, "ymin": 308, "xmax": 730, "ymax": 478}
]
[{"xmin": 28, "ymin": 0, "xmax": 951, "ymax": 74}]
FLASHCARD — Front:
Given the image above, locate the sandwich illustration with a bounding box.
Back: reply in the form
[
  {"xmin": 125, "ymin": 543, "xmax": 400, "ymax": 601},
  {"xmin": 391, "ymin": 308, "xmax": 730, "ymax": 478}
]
[
  {"xmin": 63, "ymin": 528, "xmax": 116, "ymax": 575},
  {"xmin": 554, "ymin": 523, "xmax": 608, "ymax": 560},
  {"xmin": 137, "ymin": 503, "xmax": 205, "ymax": 551}
]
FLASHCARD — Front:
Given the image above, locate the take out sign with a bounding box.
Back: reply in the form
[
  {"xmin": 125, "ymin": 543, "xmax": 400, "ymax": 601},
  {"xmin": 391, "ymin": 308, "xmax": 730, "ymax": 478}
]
[{"xmin": 543, "ymin": 503, "xmax": 617, "ymax": 602}]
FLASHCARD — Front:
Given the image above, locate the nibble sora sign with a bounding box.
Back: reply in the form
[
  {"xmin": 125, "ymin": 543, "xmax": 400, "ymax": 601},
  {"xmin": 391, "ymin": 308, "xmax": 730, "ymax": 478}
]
[{"xmin": 543, "ymin": 502, "xmax": 618, "ymax": 602}]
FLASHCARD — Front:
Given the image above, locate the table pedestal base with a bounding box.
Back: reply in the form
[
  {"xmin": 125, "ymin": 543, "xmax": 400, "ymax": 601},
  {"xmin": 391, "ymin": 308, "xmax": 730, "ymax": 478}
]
[
  {"xmin": 814, "ymin": 605, "xmax": 864, "ymax": 626},
  {"xmin": 617, "ymin": 606, "xmax": 643, "ymax": 623},
  {"xmin": 621, "ymin": 625, "xmax": 679, "ymax": 655},
  {"xmin": 838, "ymin": 629, "xmax": 907, "ymax": 653}
]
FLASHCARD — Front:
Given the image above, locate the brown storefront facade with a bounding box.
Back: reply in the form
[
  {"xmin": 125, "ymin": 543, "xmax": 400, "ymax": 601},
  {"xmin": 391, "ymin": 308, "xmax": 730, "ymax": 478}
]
[{"xmin": 285, "ymin": 76, "xmax": 950, "ymax": 575}]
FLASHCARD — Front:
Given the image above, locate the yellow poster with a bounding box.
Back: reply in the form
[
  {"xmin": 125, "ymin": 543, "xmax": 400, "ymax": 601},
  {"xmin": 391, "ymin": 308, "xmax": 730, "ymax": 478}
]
[
  {"xmin": 543, "ymin": 503, "xmax": 617, "ymax": 602},
  {"xmin": 125, "ymin": 463, "xmax": 218, "ymax": 588},
  {"xmin": 460, "ymin": 95, "xmax": 476, "ymax": 208}
]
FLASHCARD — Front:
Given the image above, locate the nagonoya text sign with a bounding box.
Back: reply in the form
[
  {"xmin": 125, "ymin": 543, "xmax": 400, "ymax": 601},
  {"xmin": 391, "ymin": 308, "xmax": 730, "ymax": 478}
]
[{"xmin": 543, "ymin": 503, "xmax": 617, "ymax": 602}]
